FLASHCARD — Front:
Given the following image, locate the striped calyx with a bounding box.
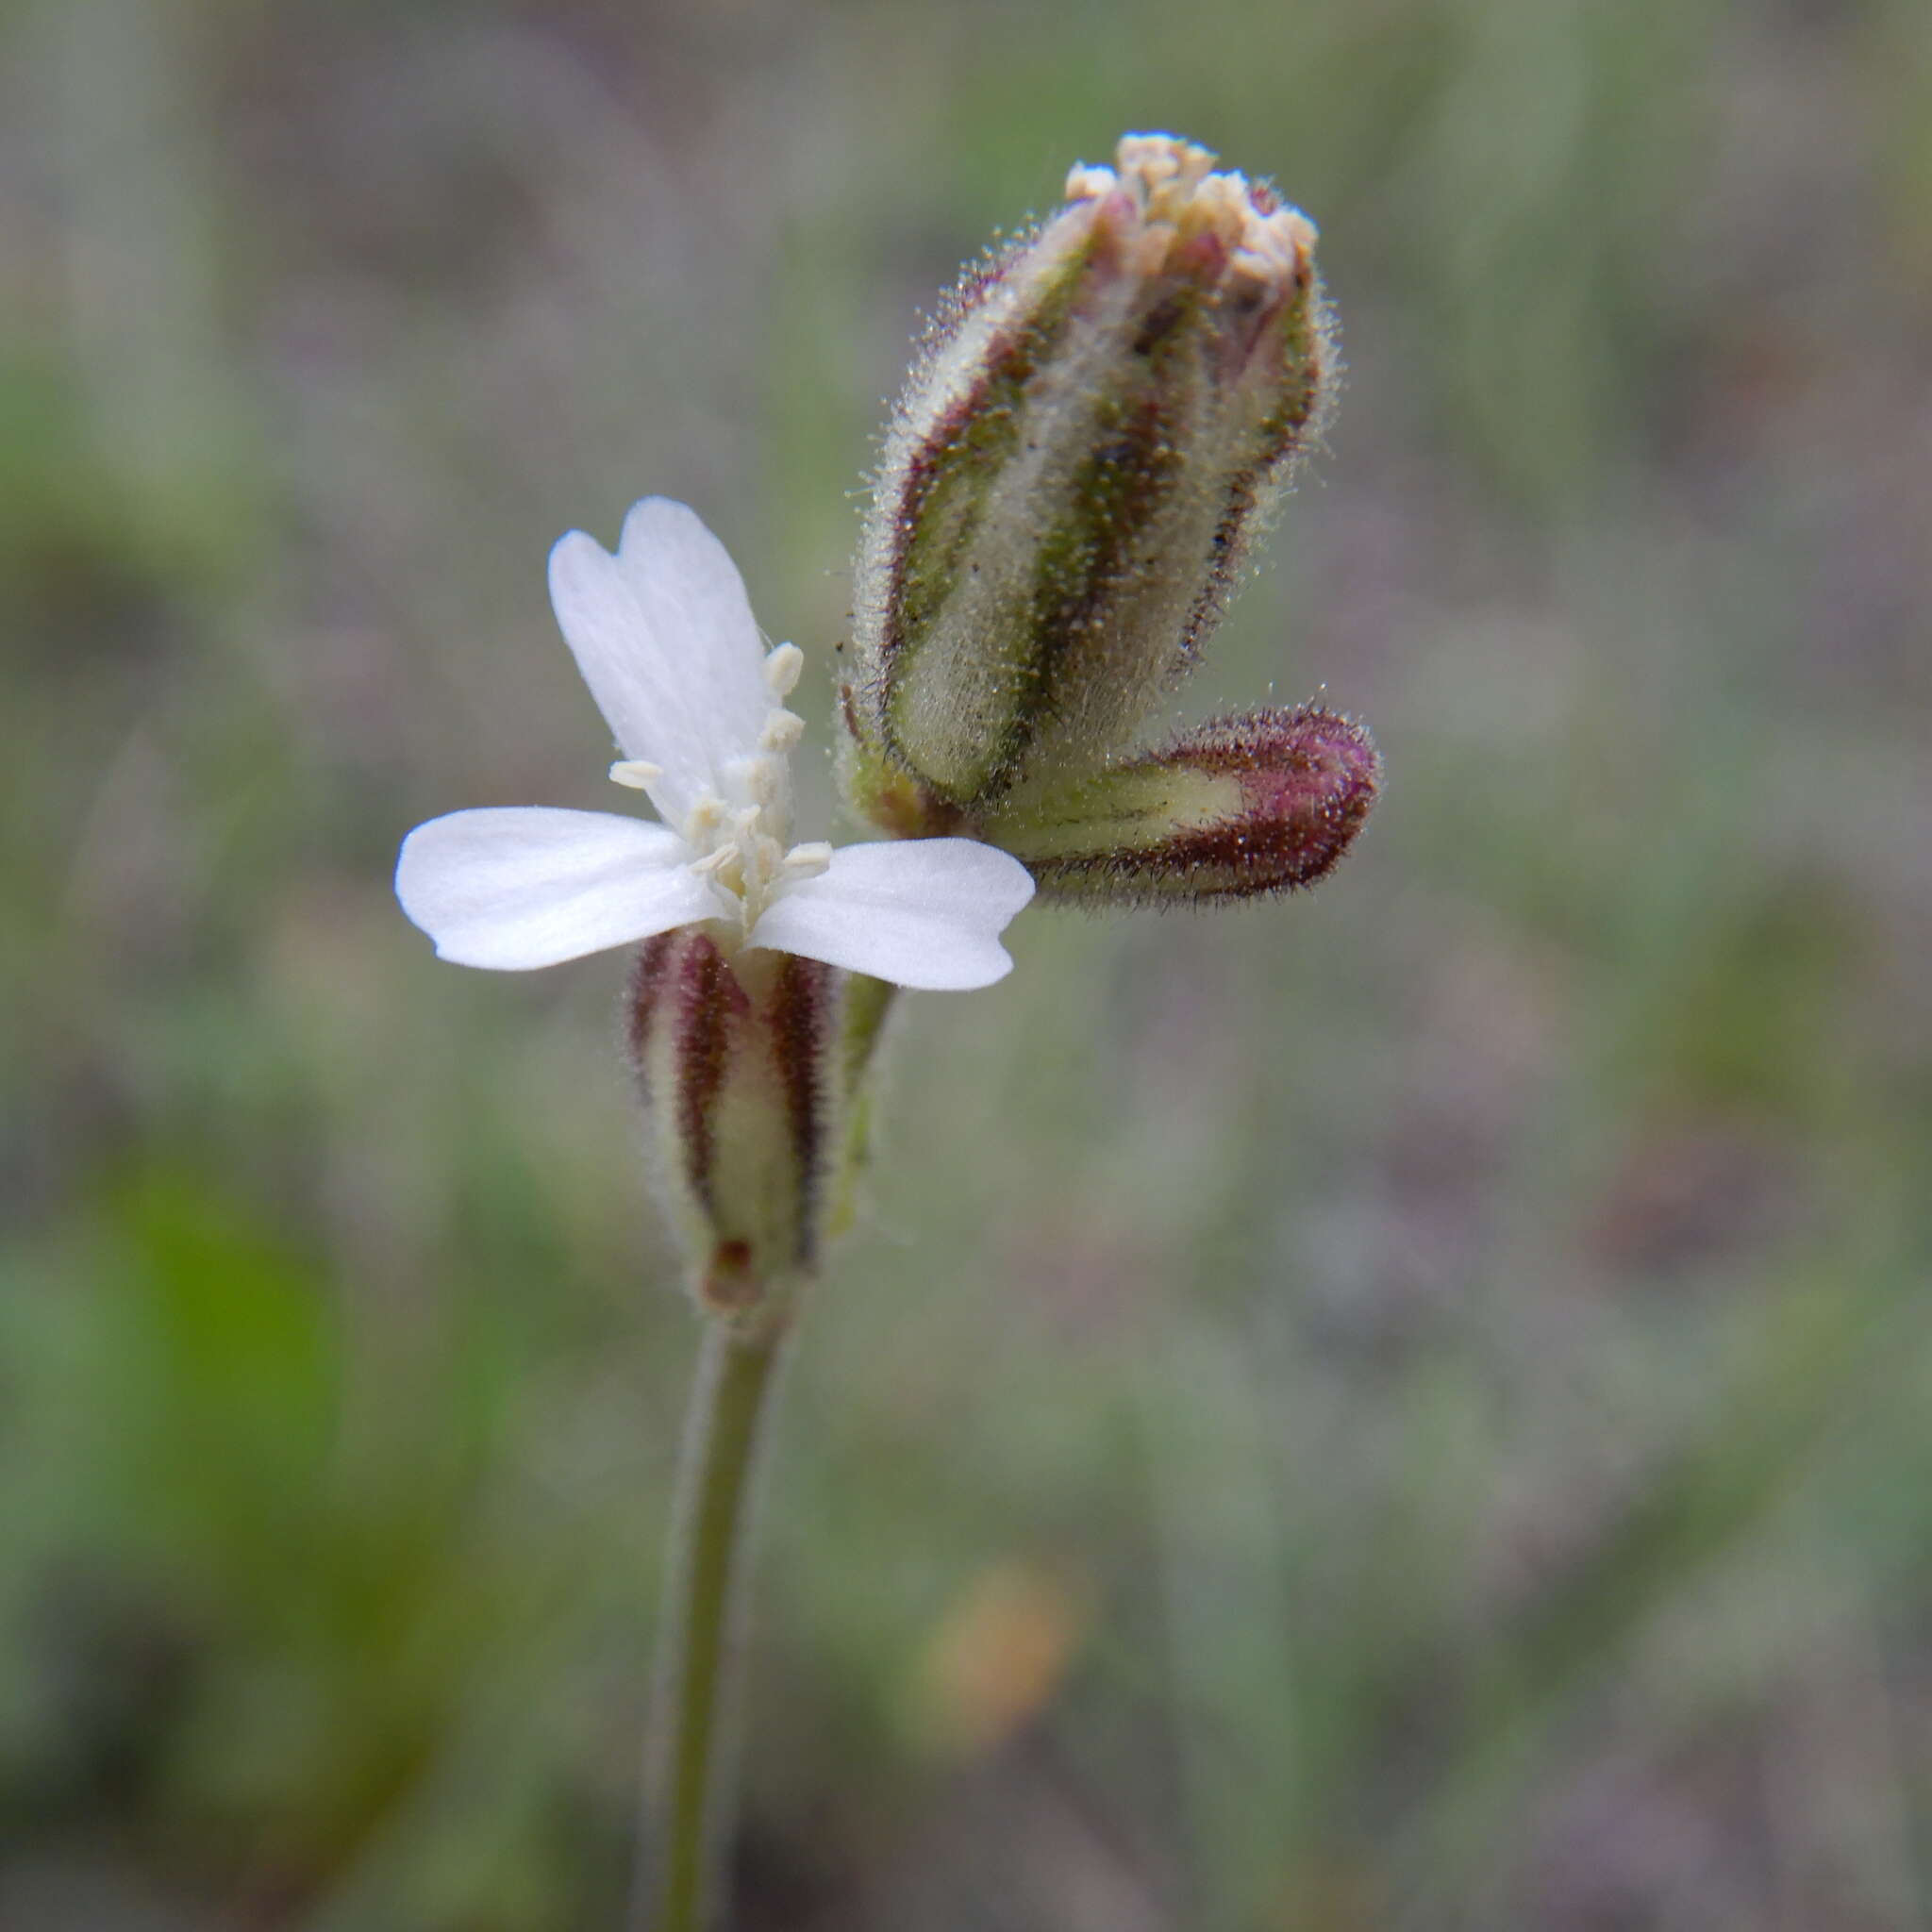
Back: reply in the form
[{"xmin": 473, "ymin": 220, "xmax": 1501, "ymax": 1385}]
[
  {"xmin": 842, "ymin": 132, "xmax": 1336, "ymax": 824},
  {"xmin": 988, "ymin": 707, "xmax": 1381, "ymax": 908},
  {"xmin": 627, "ymin": 931, "xmax": 891, "ymax": 1321}
]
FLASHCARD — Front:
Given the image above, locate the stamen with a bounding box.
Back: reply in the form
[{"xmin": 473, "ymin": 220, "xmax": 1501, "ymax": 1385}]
[
  {"xmin": 783, "ymin": 841, "xmax": 834, "ymax": 879},
  {"xmin": 760, "ymin": 709, "xmax": 806, "ymax": 753},
  {"xmin": 764, "ymin": 642, "xmax": 805, "ymax": 699},
  {"xmin": 746, "ymin": 757, "xmax": 781, "ymax": 808},
  {"xmin": 609, "ymin": 759, "xmax": 662, "ymax": 790},
  {"xmin": 723, "ymin": 758, "xmax": 785, "ymax": 812},
  {"xmin": 688, "ymin": 846, "xmax": 734, "ymax": 877}
]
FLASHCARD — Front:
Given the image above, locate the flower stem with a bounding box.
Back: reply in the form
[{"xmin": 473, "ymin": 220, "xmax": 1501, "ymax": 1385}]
[{"xmin": 639, "ymin": 1314, "xmax": 790, "ymax": 1931}]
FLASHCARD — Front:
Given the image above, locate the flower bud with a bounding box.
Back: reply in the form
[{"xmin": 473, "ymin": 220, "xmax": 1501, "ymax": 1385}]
[
  {"xmin": 988, "ymin": 707, "xmax": 1379, "ymax": 908},
  {"xmin": 627, "ymin": 930, "xmax": 858, "ymax": 1321},
  {"xmin": 844, "ymin": 133, "xmax": 1335, "ymax": 821}
]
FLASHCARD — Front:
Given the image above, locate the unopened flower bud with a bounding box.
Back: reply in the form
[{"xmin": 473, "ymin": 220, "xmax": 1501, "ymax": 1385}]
[
  {"xmin": 989, "ymin": 707, "xmax": 1379, "ymax": 908},
  {"xmin": 627, "ymin": 929, "xmax": 854, "ymax": 1321},
  {"xmin": 844, "ymin": 132, "xmax": 1335, "ymax": 822}
]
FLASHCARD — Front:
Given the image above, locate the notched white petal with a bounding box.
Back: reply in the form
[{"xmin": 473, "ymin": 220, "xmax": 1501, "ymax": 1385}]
[
  {"xmin": 548, "ymin": 531, "xmax": 714, "ymax": 816},
  {"xmin": 548, "ymin": 501, "xmax": 780, "ymax": 823},
  {"xmin": 614, "ymin": 498, "xmax": 772, "ymax": 758},
  {"xmin": 396, "ymin": 807, "xmax": 714, "ymax": 971},
  {"xmin": 747, "ymin": 838, "xmax": 1035, "ymax": 991}
]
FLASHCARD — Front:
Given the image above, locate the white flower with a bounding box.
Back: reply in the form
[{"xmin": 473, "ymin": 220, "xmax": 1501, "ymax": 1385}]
[{"xmin": 395, "ymin": 499, "xmax": 1035, "ymax": 990}]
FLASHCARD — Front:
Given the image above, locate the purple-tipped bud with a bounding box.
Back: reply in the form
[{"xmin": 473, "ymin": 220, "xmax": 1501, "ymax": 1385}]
[
  {"xmin": 991, "ymin": 707, "xmax": 1380, "ymax": 908},
  {"xmin": 843, "ymin": 134, "xmax": 1336, "ymax": 824},
  {"xmin": 627, "ymin": 931, "xmax": 850, "ymax": 1320}
]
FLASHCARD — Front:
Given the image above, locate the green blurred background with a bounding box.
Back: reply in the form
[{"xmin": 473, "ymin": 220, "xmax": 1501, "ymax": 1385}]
[{"xmin": 7, "ymin": 0, "xmax": 1932, "ymax": 1925}]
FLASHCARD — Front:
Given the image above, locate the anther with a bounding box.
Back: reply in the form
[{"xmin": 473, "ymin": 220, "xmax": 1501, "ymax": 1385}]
[
  {"xmin": 724, "ymin": 758, "xmax": 784, "ymax": 812},
  {"xmin": 609, "ymin": 760, "xmax": 662, "ymax": 790},
  {"xmin": 759, "ymin": 709, "xmax": 806, "ymax": 753},
  {"xmin": 747, "ymin": 757, "xmax": 782, "ymax": 808},
  {"xmin": 783, "ymin": 841, "xmax": 834, "ymax": 878},
  {"xmin": 764, "ymin": 642, "xmax": 805, "ymax": 699}
]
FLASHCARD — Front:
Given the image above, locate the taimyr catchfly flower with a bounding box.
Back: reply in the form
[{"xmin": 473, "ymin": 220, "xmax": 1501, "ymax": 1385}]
[{"xmin": 397, "ymin": 496, "xmax": 1032, "ymax": 991}]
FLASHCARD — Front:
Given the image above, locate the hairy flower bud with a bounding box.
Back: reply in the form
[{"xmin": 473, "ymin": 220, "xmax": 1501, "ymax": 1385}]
[
  {"xmin": 627, "ymin": 931, "xmax": 880, "ymax": 1320},
  {"xmin": 843, "ymin": 132, "xmax": 1336, "ymax": 823},
  {"xmin": 989, "ymin": 706, "xmax": 1380, "ymax": 907}
]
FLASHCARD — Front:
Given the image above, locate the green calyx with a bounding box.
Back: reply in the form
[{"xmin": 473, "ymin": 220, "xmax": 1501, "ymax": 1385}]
[{"xmin": 973, "ymin": 707, "xmax": 1382, "ymax": 909}]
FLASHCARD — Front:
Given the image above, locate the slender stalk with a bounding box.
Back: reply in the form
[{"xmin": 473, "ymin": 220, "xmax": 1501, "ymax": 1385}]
[{"xmin": 638, "ymin": 1315, "xmax": 790, "ymax": 1932}]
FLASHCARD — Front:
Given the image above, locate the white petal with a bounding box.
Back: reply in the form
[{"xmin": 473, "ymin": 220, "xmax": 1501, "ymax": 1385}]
[
  {"xmin": 546, "ymin": 500, "xmax": 770, "ymax": 820},
  {"xmin": 748, "ymin": 839, "xmax": 1035, "ymax": 991},
  {"xmin": 615, "ymin": 499, "xmax": 771, "ymax": 753},
  {"xmin": 547, "ymin": 532, "xmax": 711, "ymax": 818},
  {"xmin": 396, "ymin": 808, "xmax": 715, "ymax": 971}
]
